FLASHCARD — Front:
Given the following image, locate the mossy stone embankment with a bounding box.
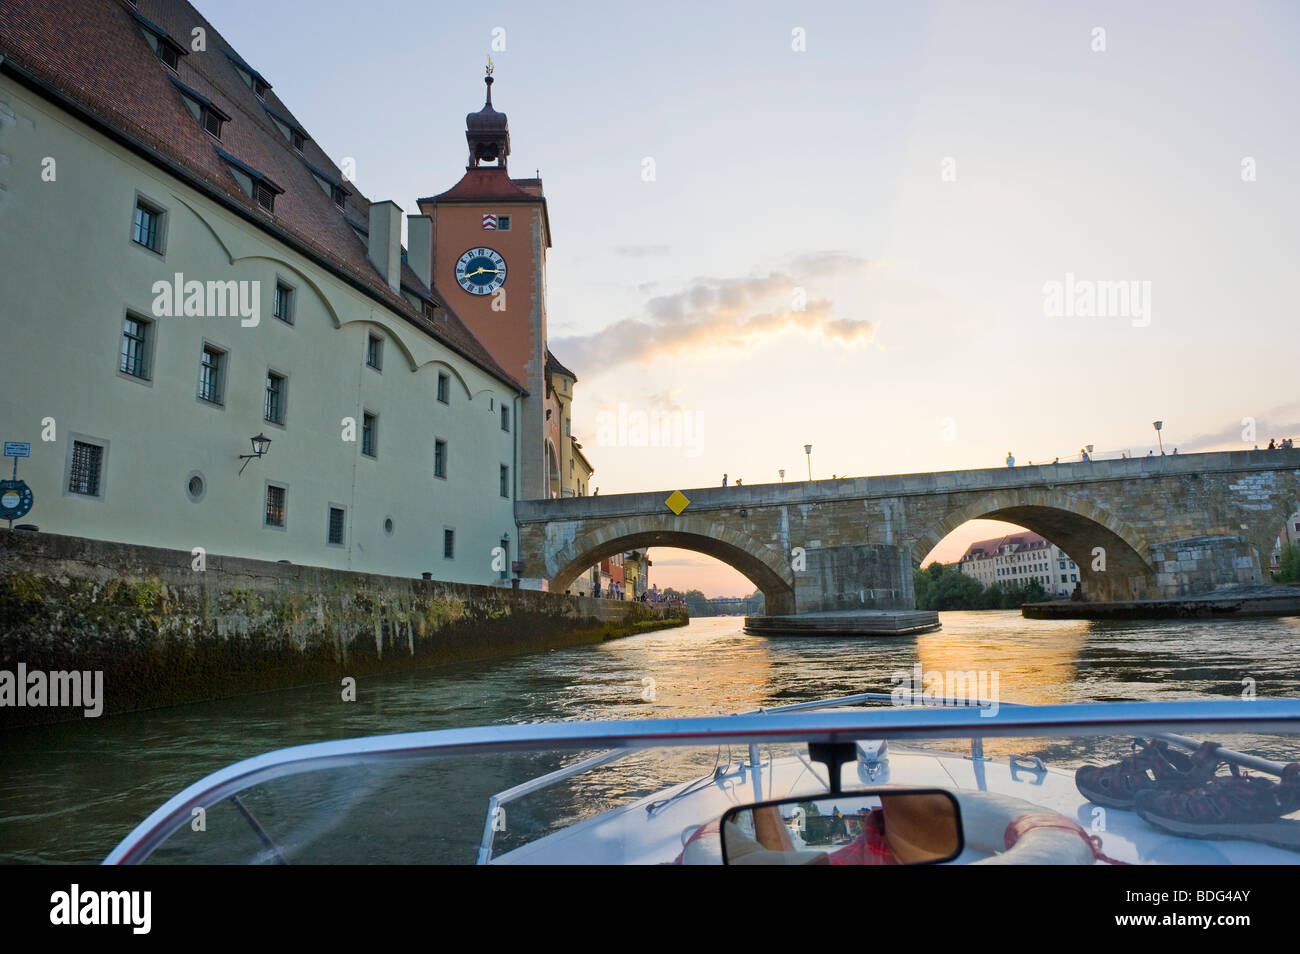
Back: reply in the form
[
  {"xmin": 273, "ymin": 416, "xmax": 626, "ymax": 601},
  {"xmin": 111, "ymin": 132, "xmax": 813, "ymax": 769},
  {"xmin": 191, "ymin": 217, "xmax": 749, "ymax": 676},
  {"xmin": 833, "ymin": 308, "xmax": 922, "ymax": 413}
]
[{"xmin": 0, "ymin": 529, "xmax": 687, "ymax": 727}]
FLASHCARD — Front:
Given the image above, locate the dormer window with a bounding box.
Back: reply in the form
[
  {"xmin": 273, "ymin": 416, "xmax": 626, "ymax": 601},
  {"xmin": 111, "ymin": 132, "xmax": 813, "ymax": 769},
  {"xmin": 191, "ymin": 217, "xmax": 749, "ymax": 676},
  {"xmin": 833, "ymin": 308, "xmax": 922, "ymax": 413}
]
[
  {"xmin": 227, "ymin": 53, "xmax": 272, "ymax": 101},
  {"xmin": 157, "ymin": 41, "xmax": 181, "ymax": 70},
  {"xmin": 291, "ymin": 130, "xmax": 305, "ymax": 152},
  {"xmin": 172, "ymin": 79, "xmax": 229, "ymax": 141},
  {"xmin": 306, "ymin": 163, "xmax": 350, "ymax": 210},
  {"xmin": 133, "ymin": 12, "xmax": 186, "ymax": 72},
  {"xmin": 202, "ymin": 107, "xmax": 224, "ymax": 139},
  {"xmin": 217, "ymin": 148, "xmax": 283, "ymax": 214},
  {"xmin": 254, "ymin": 181, "xmax": 276, "ymax": 211},
  {"xmin": 422, "ymin": 299, "xmax": 436, "ymax": 319}
]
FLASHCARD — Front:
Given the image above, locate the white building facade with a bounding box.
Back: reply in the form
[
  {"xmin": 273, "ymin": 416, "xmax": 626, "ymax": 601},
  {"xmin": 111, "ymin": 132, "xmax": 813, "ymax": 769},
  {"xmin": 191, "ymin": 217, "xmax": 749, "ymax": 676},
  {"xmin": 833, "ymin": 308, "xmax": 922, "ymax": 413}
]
[
  {"xmin": 0, "ymin": 1, "xmax": 528, "ymax": 586},
  {"xmin": 957, "ymin": 531, "xmax": 1079, "ymax": 599}
]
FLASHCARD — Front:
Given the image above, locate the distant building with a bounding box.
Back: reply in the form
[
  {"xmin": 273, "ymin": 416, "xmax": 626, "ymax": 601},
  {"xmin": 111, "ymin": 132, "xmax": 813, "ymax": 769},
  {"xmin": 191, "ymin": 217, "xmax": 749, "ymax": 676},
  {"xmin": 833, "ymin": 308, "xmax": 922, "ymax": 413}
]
[
  {"xmin": 1270, "ymin": 511, "xmax": 1300, "ymax": 572},
  {"xmin": 957, "ymin": 531, "xmax": 1077, "ymax": 599}
]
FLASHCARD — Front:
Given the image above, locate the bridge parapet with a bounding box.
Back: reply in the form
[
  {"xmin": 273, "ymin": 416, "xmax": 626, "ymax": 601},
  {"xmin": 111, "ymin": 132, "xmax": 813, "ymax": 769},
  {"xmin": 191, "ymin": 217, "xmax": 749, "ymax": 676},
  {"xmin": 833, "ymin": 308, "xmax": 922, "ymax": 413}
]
[{"xmin": 516, "ymin": 450, "xmax": 1300, "ymax": 611}]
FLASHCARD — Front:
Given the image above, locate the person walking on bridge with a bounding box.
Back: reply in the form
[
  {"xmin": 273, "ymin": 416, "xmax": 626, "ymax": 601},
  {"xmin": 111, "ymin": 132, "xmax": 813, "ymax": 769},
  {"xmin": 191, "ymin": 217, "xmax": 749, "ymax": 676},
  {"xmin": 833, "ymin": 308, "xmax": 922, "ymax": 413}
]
[
  {"xmin": 721, "ymin": 474, "xmax": 728, "ymax": 487},
  {"xmin": 1006, "ymin": 452, "xmax": 1015, "ymax": 467}
]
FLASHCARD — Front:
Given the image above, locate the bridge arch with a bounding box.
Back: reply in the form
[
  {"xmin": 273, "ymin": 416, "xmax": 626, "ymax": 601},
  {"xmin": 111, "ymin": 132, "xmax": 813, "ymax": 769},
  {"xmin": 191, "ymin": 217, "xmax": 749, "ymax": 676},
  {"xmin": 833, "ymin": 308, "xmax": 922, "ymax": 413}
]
[
  {"xmin": 912, "ymin": 490, "xmax": 1157, "ymax": 601},
  {"xmin": 546, "ymin": 514, "xmax": 796, "ymax": 614}
]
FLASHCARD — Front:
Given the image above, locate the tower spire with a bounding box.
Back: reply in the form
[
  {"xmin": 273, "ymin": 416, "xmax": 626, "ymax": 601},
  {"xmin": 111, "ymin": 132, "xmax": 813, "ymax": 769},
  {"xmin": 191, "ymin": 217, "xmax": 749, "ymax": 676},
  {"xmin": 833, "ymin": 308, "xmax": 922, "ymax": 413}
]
[{"xmin": 466, "ymin": 59, "xmax": 509, "ymax": 169}]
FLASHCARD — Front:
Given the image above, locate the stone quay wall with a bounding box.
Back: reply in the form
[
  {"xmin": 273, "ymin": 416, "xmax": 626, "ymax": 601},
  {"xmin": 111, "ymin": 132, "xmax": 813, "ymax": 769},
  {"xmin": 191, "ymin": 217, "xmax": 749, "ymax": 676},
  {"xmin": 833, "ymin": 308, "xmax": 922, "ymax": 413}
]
[{"xmin": 0, "ymin": 530, "xmax": 687, "ymax": 727}]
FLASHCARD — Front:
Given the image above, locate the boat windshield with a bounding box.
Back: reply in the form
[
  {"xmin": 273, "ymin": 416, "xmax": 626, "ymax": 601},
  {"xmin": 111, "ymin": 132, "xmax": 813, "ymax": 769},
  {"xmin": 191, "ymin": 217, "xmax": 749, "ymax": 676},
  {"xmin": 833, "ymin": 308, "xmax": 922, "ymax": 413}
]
[{"xmin": 104, "ymin": 699, "xmax": 1300, "ymax": 866}]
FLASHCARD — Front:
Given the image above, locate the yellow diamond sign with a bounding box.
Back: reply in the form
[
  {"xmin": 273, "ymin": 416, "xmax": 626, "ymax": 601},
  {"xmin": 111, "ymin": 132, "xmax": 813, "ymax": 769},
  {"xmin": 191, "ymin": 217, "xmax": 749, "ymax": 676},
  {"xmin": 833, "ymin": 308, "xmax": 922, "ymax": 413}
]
[{"xmin": 665, "ymin": 490, "xmax": 690, "ymax": 515}]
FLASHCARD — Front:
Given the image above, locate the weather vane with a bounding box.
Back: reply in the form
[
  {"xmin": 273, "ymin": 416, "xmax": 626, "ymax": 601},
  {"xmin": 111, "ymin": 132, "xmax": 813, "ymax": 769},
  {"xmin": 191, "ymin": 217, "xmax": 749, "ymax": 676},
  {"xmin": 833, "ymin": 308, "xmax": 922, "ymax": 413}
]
[{"xmin": 486, "ymin": 55, "xmax": 494, "ymax": 77}]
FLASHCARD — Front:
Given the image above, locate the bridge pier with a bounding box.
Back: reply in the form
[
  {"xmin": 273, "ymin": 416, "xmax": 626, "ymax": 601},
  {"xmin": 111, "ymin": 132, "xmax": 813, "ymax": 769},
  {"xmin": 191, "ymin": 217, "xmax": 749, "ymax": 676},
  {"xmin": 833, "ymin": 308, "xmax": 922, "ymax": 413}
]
[{"xmin": 793, "ymin": 544, "xmax": 916, "ymax": 613}]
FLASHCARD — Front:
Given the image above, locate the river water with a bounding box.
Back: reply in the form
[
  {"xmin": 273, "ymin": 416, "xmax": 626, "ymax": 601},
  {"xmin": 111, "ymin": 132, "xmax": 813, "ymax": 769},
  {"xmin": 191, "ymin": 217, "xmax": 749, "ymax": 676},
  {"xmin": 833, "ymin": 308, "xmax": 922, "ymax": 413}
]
[{"xmin": 3, "ymin": 611, "xmax": 1299, "ymax": 863}]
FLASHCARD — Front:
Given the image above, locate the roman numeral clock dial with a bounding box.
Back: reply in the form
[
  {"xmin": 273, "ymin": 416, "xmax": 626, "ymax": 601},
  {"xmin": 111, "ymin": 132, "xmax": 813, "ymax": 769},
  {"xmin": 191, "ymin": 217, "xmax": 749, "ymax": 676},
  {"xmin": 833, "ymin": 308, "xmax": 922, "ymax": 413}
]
[{"xmin": 455, "ymin": 247, "xmax": 506, "ymax": 295}]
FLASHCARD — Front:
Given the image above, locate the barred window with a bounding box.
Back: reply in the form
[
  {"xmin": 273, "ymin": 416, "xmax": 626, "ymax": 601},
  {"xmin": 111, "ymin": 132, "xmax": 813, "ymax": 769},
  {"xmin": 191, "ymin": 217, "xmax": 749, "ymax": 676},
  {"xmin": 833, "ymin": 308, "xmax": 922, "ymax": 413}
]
[
  {"xmin": 68, "ymin": 441, "xmax": 103, "ymax": 496},
  {"xmin": 366, "ymin": 334, "xmax": 383, "ymax": 370},
  {"xmin": 437, "ymin": 372, "xmax": 450, "ymax": 405},
  {"xmin": 327, "ymin": 507, "xmax": 345, "ymax": 545},
  {"xmin": 434, "ymin": 439, "xmax": 447, "ymax": 479},
  {"xmin": 443, "ymin": 528, "xmax": 455, "ymax": 559},
  {"xmin": 500, "ymin": 465, "xmax": 509, "ymax": 498},
  {"xmin": 120, "ymin": 316, "xmax": 150, "ymax": 379},
  {"xmin": 265, "ymin": 485, "xmax": 286, "ymax": 528},
  {"xmin": 501, "ymin": 405, "xmax": 510, "ymax": 432}
]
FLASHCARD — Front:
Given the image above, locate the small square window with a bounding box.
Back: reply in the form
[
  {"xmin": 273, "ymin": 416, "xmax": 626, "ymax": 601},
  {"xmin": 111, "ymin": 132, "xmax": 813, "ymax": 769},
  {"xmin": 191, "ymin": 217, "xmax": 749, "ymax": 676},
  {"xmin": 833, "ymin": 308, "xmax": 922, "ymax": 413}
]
[
  {"xmin": 434, "ymin": 439, "xmax": 447, "ymax": 479},
  {"xmin": 501, "ymin": 405, "xmax": 510, "ymax": 432},
  {"xmin": 423, "ymin": 299, "xmax": 436, "ymax": 319},
  {"xmin": 497, "ymin": 215, "xmax": 511, "ymax": 231},
  {"xmin": 198, "ymin": 345, "xmax": 225, "ymax": 404},
  {"xmin": 362, "ymin": 412, "xmax": 377, "ymax": 457},
  {"xmin": 254, "ymin": 181, "xmax": 276, "ymax": 212},
  {"xmin": 265, "ymin": 372, "xmax": 286, "ymax": 425},
  {"xmin": 253, "ymin": 77, "xmax": 269, "ymax": 100},
  {"xmin": 273, "ymin": 282, "xmax": 294, "ymax": 323},
  {"xmin": 331, "ymin": 184, "xmax": 346, "ymax": 209},
  {"xmin": 202, "ymin": 107, "xmax": 224, "ymax": 139},
  {"xmin": 500, "ymin": 465, "xmax": 509, "ymax": 498},
  {"xmin": 68, "ymin": 441, "xmax": 104, "ymax": 496},
  {"xmin": 437, "ymin": 372, "xmax": 450, "ymax": 404},
  {"xmin": 443, "ymin": 528, "xmax": 455, "ymax": 559},
  {"xmin": 120, "ymin": 315, "xmax": 151, "ymax": 380},
  {"xmin": 265, "ymin": 484, "xmax": 286, "ymax": 528},
  {"xmin": 366, "ymin": 334, "xmax": 383, "ymax": 370},
  {"xmin": 157, "ymin": 41, "xmax": 180, "ymax": 71},
  {"xmin": 132, "ymin": 199, "xmax": 164, "ymax": 252},
  {"xmin": 327, "ymin": 506, "xmax": 346, "ymax": 546}
]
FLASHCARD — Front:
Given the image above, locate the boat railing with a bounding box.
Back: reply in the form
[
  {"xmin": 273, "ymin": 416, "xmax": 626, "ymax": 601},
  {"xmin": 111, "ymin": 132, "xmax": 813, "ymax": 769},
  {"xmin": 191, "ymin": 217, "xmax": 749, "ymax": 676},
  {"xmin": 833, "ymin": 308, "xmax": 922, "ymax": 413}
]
[
  {"xmin": 103, "ymin": 698, "xmax": 1300, "ymax": 864},
  {"xmin": 477, "ymin": 692, "xmax": 1026, "ymax": 862}
]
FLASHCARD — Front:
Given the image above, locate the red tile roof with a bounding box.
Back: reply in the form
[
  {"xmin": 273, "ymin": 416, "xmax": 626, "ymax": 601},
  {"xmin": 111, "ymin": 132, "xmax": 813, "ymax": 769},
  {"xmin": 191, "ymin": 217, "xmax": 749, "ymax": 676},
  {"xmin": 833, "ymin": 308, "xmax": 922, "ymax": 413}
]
[
  {"xmin": 0, "ymin": 0, "xmax": 523, "ymax": 391},
  {"xmin": 424, "ymin": 168, "xmax": 539, "ymax": 203},
  {"xmin": 959, "ymin": 531, "xmax": 1053, "ymax": 561}
]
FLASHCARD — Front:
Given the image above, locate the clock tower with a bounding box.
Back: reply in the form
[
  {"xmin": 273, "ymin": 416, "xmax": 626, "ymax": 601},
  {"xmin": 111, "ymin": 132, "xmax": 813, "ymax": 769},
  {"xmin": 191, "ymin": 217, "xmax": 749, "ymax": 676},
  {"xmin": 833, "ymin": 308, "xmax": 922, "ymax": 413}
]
[{"xmin": 417, "ymin": 64, "xmax": 554, "ymax": 500}]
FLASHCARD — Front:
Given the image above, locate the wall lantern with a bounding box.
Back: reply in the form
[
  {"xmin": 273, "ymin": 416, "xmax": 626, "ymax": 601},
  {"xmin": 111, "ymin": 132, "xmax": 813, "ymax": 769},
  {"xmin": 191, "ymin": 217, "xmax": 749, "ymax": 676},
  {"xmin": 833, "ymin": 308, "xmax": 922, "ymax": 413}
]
[{"xmin": 238, "ymin": 433, "xmax": 272, "ymax": 475}]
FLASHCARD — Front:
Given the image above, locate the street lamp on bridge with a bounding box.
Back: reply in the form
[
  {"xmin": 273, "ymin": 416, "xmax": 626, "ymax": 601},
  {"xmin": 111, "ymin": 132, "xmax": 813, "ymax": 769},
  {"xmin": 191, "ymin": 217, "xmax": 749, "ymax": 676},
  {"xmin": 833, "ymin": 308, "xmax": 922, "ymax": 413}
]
[
  {"xmin": 804, "ymin": 444, "xmax": 813, "ymax": 481},
  {"xmin": 1153, "ymin": 421, "xmax": 1164, "ymax": 455},
  {"xmin": 778, "ymin": 469, "xmax": 785, "ymax": 482}
]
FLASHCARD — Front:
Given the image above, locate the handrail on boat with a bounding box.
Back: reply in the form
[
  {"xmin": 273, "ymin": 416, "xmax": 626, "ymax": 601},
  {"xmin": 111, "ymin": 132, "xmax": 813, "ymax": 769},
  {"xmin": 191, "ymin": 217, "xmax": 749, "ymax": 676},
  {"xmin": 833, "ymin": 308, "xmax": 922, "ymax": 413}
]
[
  {"xmin": 104, "ymin": 698, "xmax": 1300, "ymax": 865},
  {"xmin": 478, "ymin": 692, "xmax": 1032, "ymax": 861}
]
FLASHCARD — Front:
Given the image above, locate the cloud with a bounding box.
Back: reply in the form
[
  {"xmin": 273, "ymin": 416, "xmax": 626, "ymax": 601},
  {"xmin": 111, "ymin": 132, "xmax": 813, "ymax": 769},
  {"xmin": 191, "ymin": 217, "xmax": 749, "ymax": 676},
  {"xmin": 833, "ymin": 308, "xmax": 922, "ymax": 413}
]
[
  {"xmin": 1177, "ymin": 402, "xmax": 1300, "ymax": 451},
  {"xmin": 552, "ymin": 252, "xmax": 877, "ymax": 375}
]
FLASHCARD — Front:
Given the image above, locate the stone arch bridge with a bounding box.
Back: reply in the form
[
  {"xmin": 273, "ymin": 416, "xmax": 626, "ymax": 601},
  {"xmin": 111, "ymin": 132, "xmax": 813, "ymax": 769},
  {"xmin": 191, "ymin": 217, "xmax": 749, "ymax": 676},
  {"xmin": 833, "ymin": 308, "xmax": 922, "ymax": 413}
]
[{"xmin": 516, "ymin": 451, "xmax": 1300, "ymax": 615}]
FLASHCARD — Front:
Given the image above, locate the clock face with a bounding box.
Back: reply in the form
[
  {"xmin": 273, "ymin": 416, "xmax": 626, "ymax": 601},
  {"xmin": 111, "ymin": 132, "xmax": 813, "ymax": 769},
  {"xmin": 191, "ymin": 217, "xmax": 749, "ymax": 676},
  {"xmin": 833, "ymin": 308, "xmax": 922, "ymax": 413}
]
[{"xmin": 455, "ymin": 247, "xmax": 506, "ymax": 295}]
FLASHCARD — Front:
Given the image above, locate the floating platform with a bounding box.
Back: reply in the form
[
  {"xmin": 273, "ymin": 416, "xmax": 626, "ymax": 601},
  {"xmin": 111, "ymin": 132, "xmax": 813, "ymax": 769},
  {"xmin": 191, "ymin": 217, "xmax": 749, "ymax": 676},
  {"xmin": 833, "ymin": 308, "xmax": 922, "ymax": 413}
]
[
  {"xmin": 1022, "ymin": 585, "xmax": 1300, "ymax": 620},
  {"xmin": 744, "ymin": 609, "xmax": 941, "ymax": 637}
]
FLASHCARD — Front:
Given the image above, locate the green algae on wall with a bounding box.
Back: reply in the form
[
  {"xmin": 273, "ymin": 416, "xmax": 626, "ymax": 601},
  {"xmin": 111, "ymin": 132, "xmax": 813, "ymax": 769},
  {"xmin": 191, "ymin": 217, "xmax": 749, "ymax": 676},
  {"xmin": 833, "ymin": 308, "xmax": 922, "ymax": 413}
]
[{"xmin": 0, "ymin": 529, "xmax": 688, "ymax": 727}]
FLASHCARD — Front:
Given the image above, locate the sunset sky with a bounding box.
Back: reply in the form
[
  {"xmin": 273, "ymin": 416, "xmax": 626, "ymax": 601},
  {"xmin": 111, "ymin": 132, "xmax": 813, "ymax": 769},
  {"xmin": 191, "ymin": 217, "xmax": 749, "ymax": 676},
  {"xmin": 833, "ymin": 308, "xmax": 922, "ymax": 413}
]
[{"xmin": 214, "ymin": 0, "xmax": 1300, "ymax": 595}]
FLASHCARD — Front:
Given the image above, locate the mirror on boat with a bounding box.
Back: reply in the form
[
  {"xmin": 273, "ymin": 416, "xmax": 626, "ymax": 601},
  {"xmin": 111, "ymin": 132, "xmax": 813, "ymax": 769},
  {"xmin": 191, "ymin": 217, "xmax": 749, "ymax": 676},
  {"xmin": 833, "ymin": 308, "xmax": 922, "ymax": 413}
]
[{"xmin": 720, "ymin": 789, "xmax": 963, "ymax": 866}]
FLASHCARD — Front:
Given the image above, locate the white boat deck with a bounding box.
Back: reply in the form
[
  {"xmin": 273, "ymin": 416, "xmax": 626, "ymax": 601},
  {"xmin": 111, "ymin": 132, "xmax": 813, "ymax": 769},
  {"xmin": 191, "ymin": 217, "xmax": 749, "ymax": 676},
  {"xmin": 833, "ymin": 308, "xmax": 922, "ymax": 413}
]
[{"xmin": 493, "ymin": 745, "xmax": 1297, "ymax": 865}]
